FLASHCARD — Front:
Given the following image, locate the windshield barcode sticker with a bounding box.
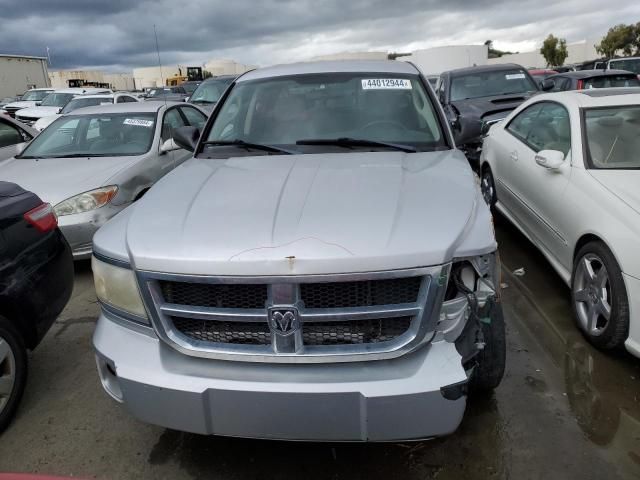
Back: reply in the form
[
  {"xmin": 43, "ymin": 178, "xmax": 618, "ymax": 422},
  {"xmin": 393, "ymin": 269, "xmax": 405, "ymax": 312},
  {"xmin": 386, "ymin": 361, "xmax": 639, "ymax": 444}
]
[
  {"xmin": 505, "ymin": 73, "xmax": 525, "ymax": 80},
  {"xmin": 361, "ymin": 79, "xmax": 412, "ymax": 90},
  {"xmin": 123, "ymin": 118, "xmax": 154, "ymax": 127}
]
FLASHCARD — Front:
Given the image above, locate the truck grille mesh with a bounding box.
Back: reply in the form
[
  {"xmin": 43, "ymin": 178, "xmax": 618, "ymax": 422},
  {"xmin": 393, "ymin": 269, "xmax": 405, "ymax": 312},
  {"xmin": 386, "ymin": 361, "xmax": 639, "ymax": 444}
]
[
  {"xmin": 172, "ymin": 318, "xmax": 271, "ymax": 345},
  {"xmin": 300, "ymin": 277, "xmax": 421, "ymax": 308},
  {"xmin": 160, "ymin": 281, "xmax": 267, "ymax": 309}
]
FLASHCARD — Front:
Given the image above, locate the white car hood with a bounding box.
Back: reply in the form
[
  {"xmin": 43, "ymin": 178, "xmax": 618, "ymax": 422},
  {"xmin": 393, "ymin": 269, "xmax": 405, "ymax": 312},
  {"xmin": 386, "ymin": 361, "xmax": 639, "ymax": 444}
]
[
  {"xmin": 590, "ymin": 170, "xmax": 640, "ymax": 215},
  {"xmin": 16, "ymin": 106, "xmax": 61, "ymax": 118},
  {"xmin": 0, "ymin": 156, "xmax": 139, "ymax": 206},
  {"xmin": 3, "ymin": 101, "xmax": 37, "ymax": 110},
  {"xmin": 120, "ymin": 150, "xmax": 489, "ymax": 276}
]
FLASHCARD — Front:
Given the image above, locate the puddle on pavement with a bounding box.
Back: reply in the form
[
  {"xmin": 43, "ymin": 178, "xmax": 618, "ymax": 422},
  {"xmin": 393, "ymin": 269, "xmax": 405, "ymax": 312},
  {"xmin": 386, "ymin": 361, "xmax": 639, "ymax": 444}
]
[{"xmin": 495, "ymin": 214, "xmax": 640, "ymax": 474}]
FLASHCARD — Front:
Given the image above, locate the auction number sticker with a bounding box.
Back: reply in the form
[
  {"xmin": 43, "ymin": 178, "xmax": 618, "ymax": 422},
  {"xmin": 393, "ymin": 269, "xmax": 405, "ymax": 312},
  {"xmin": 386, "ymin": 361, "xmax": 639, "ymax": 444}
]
[
  {"xmin": 361, "ymin": 78, "xmax": 412, "ymax": 90},
  {"xmin": 123, "ymin": 118, "xmax": 154, "ymax": 127},
  {"xmin": 505, "ymin": 73, "xmax": 525, "ymax": 80}
]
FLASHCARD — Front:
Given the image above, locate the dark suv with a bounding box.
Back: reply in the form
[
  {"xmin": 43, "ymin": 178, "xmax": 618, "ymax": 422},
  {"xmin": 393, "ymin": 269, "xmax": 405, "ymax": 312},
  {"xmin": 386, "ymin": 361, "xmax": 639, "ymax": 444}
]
[
  {"xmin": 0, "ymin": 182, "xmax": 74, "ymax": 432},
  {"xmin": 436, "ymin": 64, "xmax": 546, "ymax": 168}
]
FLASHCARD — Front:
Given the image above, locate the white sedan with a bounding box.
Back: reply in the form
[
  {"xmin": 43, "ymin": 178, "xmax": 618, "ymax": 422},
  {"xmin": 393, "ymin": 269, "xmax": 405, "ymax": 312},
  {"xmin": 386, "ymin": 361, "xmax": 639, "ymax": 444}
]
[{"xmin": 480, "ymin": 88, "xmax": 640, "ymax": 358}]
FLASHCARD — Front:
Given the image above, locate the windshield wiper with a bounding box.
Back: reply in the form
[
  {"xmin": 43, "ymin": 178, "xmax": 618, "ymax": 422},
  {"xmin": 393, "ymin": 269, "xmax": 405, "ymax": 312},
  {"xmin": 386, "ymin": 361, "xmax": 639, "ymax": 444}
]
[
  {"xmin": 296, "ymin": 138, "xmax": 417, "ymax": 153},
  {"xmin": 47, "ymin": 153, "xmax": 109, "ymax": 158},
  {"xmin": 202, "ymin": 139, "xmax": 299, "ymax": 155}
]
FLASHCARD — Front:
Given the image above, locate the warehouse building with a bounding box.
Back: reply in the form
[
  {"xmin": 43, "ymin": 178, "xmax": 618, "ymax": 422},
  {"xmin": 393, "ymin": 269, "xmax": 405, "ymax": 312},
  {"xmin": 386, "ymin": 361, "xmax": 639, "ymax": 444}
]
[
  {"xmin": 0, "ymin": 54, "xmax": 50, "ymax": 99},
  {"xmin": 49, "ymin": 70, "xmax": 135, "ymax": 90}
]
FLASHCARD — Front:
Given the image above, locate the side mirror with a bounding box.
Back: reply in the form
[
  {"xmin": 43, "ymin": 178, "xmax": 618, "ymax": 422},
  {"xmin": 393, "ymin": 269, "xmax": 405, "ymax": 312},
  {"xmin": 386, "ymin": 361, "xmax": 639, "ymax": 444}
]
[
  {"xmin": 185, "ymin": 96, "xmax": 190, "ymax": 102},
  {"xmin": 535, "ymin": 150, "xmax": 565, "ymax": 170},
  {"xmin": 15, "ymin": 143, "xmax": 26, "ymax": 155},
  {"xmin": 159, "ymin": 138, "xmax": 182, "ymax": 154},
  {"xmin": 449, "ymin": 116, "xmax": 461, "ymax": 132},
  {"xmin": 35, "ymin": 101, "xmax": 42, "ymax": 106},
  {"xmin": 541, "ymin": 79, "xmax": 554, "ymax": 91},
  {"xmin": 172, "ymin": 126, "xmax": 200, "ymax": 152}
]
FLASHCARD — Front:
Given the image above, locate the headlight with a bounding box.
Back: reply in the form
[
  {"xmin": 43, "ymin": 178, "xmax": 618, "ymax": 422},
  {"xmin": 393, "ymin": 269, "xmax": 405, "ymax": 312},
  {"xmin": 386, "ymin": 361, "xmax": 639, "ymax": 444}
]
[
  {"xmin": 54, "ymin": 186, "xmax": 118, "ymax": 216},
  {"xmin": 92, "ymin": 256, "xmax": 148, "ymax": 322}
]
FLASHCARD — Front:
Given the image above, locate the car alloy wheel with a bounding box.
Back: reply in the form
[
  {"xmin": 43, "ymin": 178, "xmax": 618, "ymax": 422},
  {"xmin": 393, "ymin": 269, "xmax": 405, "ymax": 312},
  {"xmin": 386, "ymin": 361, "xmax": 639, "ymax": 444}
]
[
  {"xmin": 0, "ymin": 335, "xmax": 17, "ymax": 415},
  {"xmin": 481, "ymin": 168, "xmax": 496, "ymax": 206},
  {"xmin": 573, "ymin": 253, "xmax": 612, "ymax": 337}
]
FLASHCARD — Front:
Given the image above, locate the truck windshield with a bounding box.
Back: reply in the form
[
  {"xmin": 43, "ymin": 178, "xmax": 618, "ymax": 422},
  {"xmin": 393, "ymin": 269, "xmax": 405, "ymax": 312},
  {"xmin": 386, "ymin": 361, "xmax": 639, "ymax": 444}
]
[
  {"xmin": 19, "ymin": 113, "xmax": 156, "ymax": 158},
  {"xmin": 207, "ymin": 73, "xmax": 446, "ymax": 150},
  {"xmin": 584, "ymin": 105, "xmax": 640, "ymax": 169},
  {"xmin": 21, "ymin": 90, "xmax": 51, "ymax": 101},
  {"xmin": 450, "ymin": 69, "xmax": 538, "ymax": 101},
  {"xmin": 40, "ymin": 93, "xmax": 75, "ymax": 107}
]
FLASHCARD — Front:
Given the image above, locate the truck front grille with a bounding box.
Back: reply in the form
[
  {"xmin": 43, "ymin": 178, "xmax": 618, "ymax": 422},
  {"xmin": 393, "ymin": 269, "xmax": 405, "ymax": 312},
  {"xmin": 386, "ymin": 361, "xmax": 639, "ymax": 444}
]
[{"xmin": 140, "ymin": 267, "xmax": 444, "ymax": 363}]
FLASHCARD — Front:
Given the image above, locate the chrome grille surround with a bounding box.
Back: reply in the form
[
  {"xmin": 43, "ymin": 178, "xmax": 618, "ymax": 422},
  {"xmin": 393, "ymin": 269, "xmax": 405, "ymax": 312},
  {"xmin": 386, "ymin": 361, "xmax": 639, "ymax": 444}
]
[{"xmin": 137, "ymin": 265, "xmax": 449, "ymax": 363}]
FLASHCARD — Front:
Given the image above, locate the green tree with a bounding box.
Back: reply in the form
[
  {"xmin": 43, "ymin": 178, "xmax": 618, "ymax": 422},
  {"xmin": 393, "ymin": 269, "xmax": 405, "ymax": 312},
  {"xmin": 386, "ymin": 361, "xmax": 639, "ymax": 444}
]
[
  {"xmin": 540, "ymin": 34, "xmax": 569, "ymax": 67},
  {"xmin": 595, "ymin": 23, "xmax": 639, "ymax": 57}
]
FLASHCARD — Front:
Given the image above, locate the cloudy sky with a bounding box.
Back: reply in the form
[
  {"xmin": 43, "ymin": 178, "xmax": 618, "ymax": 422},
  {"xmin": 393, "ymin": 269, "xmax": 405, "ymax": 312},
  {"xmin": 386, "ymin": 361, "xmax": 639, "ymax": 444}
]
[{"xmin": 1, "ymin": 0, "xmax": 639, "ymax": 71}]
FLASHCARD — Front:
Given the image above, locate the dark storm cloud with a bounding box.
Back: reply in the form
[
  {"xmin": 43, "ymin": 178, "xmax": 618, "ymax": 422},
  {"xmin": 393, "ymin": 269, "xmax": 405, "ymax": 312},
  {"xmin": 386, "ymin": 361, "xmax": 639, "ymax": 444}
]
[{"xmin": 0, "ymin": 0, "xmax": 637, "ymax": 71}]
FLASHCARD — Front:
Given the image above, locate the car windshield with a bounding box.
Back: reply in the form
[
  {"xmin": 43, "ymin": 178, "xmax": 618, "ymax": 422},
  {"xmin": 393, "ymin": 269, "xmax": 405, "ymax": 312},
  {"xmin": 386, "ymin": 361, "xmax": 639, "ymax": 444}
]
[
  {"xmin": 190, "ymin": 79, "xmax": 232, "ymax": 103},
  {"xmin": 584, "ymin": 105, "xmax": 640, "ymax": 169},
  {"xmin": 21, "ymin": 90, "xmax": 51, "ymax": 101},
  {"xmin": 60, "ymin": 97, "xmax": 113, "ymax": 114},
  {"xmin": 41, "ymin": 93, "xmax": 75, "ymax": 107},
  {"xmin": 206, "ymin": 73, "xmax": 446, "ymax": 150},
  {"xmin": 608, "ymin": 58, "xmax": 640, "ymax": 75},
  {"xmin": 19, "ymin": 112, "xmax": 156, "ymax": 158},
  {"xmin": 148, "ymin": 88, "xmax": 173, "ymax": 97},
  {"xmin": 583, "ymin": 75, "xmax": 640, "ymax": 89},
  {"xmin": 450, "ymin": 69, "xmax": 538, "ymax": 101}
]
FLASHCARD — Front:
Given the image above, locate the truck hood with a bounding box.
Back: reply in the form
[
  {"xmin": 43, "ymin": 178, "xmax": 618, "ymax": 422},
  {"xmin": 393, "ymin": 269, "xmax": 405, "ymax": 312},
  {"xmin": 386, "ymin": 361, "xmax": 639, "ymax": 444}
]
[
  {"xmin": 590, "ymin": 170, "xmax": 640, "ymax": 215},
  {"xmin": 0, "ymin": 156, "xmax": 139, "ymax": 205},
  {"xmin": 16, "ymin": 106, "xmax": 60, "ymax": 119},
  {"xmin": 120, "ymin": 150, "xmax": 488, "ymax": 276}
]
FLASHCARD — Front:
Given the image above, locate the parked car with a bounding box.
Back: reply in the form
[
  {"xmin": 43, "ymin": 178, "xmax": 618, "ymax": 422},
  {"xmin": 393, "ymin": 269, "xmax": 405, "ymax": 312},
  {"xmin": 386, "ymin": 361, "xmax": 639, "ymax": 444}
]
[
  {"xmin": 15, "ymin": 88, "xmax": 112, "ymax": 127},
  {"xmin": 436, "ymin": 64, "xmax": 545, "ymax": 169},
  {"xmin": 0, "ymin": 101, "xmax": 207, "ymax": 259},
  {"xmin": 187, "ymin": 75, "xmax": 236, "ymax": 114},
  {"xmin": 0, "ymin": 97, "xmax": 19, "ymax": 109},
  {"xmin": 144, "ymin": 86, "xmax": 188, "ymax": 102},
  {"xmin": 180, "ymin": 81, "xmax": 201, "ymax": 96},
  {"xmin": 0, "ymin": 182, "xmax": 74, "ymax": 432},
  {"xmin": 92, "ymin": 60, "xmax": 505, "ymax": 441},
  {"xmin": 33, "ymin": 93, "xmax": 140, "ymax": 132},
  {"xmin": 0, "ymin": 115, "xmax": 38, "ymax": 162},
  {"xmin": 607, "ymin": 57, "xmax": 640, "ymax": 78},
  {"xmin": 1, "ymin": 88, "xmax": 54, "ymax": 118},
  {"xmin": 546, "ymin": 70, "xmax": 640, "ymax": 91},
  {"xmin": 528, "ymin": 69, "xmax": 558, "ymax": 86},
  {"xmin": 479, "ymin": 87, "xmax": 640, "ymax": 359}
]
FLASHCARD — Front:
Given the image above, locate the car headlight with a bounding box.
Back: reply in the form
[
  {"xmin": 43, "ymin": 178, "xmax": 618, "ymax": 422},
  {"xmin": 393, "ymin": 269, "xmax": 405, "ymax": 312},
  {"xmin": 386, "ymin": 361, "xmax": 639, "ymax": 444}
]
[
  {"xmin": 54, "ymin": 186, "xmax": 118, "ymax": 216},
  {"xmin": 92, "ymin": 256, "xmax": 149, "ymax": 322}
]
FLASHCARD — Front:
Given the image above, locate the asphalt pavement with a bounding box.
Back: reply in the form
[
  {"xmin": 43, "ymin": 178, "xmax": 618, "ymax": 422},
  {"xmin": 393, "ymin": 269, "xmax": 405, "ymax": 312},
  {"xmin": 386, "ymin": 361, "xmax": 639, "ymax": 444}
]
[{"xmin": 0, "ymin": 213, "xmax": 638, "ymax": 479}]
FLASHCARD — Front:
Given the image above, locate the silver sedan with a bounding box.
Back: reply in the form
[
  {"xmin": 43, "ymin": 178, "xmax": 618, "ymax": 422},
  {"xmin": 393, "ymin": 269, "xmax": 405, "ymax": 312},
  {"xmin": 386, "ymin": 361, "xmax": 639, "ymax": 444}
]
[{"xmin": 0, "ymin": 101, "xmax": 207, "ymax": 258}]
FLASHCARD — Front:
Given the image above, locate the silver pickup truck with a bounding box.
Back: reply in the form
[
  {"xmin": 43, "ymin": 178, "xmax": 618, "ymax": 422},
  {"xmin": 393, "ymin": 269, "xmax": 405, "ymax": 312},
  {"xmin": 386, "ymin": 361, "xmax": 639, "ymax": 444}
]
[{"xmin": 91, "ymin": 60, "xmax": 505, "ymax": 441}]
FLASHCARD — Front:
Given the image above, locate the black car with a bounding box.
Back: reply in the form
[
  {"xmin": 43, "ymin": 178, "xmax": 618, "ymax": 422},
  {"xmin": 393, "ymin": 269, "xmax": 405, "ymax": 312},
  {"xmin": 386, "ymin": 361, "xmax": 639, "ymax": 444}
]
[
  {"xmin": 436, "ymin": 64, "xmax": 547, "ymax": 168},
  {"xmin": 188, "ymin": 75, "xmax": 236, "ymax": 114},
  {"xmin": 546, "ymin": 69, "xmax": 640, "ymax": 91},
  {"xmin": 0, "ymin": 182, "xmax": 74, "ymax": 432}
]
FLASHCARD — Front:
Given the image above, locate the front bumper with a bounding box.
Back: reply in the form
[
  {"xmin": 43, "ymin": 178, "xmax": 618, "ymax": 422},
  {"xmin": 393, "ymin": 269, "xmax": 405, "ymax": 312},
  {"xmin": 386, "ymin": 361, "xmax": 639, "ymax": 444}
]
[
  {"xmin": 623, "ymin": 273, "xmax": 640, "ymax": 358},
  {"xmin": 58, "ymin": 203, "xmax": 128, "ymax": 259},
  {"xmin": 93, "ymin": 312, "xmax": 469, "ymax": 441}
]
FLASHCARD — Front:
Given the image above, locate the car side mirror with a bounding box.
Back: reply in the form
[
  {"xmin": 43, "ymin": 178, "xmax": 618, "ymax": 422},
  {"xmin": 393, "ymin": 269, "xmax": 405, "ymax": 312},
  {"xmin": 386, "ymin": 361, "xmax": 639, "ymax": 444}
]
[
  {"xmin": 15, "ymin": 143, "xmax": 26, "ymax": 155},
  {"xmin": 541, "ymin": 79, "xmax": 554, "ymax": 91},
  {"xmin": 480, "ymin": 121, "xmax": 493, "ymax": 136},
  {"xmin": 159, "ymin": 138, "xmax": 182, "ymax": 154},
  {"xmin": 535, "ymin": 150, "xmax": 564, "ymax": 170},
  {"xmin": 449, "ymin": 116, "xmax": 462, "ymax": 132},
  {"xmin": 173, "ymin": 126, "xmax": 200, "ymax": 152},
  {"xmin": 35, "ymin": 101, "xmax": 42, "ymax": 106}
]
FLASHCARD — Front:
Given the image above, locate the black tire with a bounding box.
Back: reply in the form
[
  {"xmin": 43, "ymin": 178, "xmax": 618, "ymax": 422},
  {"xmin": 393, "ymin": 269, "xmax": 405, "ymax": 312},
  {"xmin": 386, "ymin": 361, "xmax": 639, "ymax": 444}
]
[
  {"xmin": 470, "ymin": 302, "xmax": 506, "ymax": 393},
  {"xmin": 0, "ymin": 316, "xmax": 28, "ymax": 433},
  {"xmin": 480, "ymin": 165, "xmax": 497, "ymax": 208},
  {"xmin": 571, "ymin": 241, "xmax": 629, "ymax": 350}
]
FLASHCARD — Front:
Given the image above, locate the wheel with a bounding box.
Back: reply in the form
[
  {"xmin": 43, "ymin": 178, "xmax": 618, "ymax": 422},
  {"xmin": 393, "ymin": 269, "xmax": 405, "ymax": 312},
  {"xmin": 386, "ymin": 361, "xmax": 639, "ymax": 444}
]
[
  {"xmin": 0, "ymin": 316, "xmax": 28, "ymax": 433},
  {"xmin": 571, "ymin": 242, "xmax": 629, "ymax": 350},
  {"xmin": 470, "ymin": 301, "xmax": 506, "ymax": 392},
  {"xmin": 480, "ymin": 165, "xmax": 497, "ymax": 208}
]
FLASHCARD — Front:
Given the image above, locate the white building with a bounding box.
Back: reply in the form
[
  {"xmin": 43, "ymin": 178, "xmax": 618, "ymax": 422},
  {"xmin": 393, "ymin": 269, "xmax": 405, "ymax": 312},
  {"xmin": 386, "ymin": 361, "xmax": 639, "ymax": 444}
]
[
  {"xmin": 487, "ymin": 39, "xmax": 601, "ymax": 68},
  {"xmin": 309, "ymin": 51, "xmax": 389, "ymax": 62},
  {"xmin": 49, "ymin": 70, "xmax": 135, "ymax": 90},
  {"xmin": 401, "ymin": 45, "xmax": 488, "ymax": 75},
  {"xmin": 133, "ymin": 60, "xmax": 254, "ymax": 89},
  {"xmin": 204, "ymin": 59, "xmax": 256, "ymax": 76},
  {"xmin": 0, "ymin": 54, "xmax": 50, "ymax": 99}
]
